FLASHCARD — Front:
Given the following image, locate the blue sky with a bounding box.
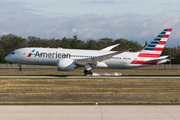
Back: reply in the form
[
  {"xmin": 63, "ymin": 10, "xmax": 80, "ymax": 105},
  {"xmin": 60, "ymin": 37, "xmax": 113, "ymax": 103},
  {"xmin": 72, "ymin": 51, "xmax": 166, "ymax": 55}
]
[
  {"xmin": 1, "ymin": 0, "xmax": 180, "ymax": 47},
  {"xmin": 17, "ymin": 0, "xmax": 180, "ymax": 17}
]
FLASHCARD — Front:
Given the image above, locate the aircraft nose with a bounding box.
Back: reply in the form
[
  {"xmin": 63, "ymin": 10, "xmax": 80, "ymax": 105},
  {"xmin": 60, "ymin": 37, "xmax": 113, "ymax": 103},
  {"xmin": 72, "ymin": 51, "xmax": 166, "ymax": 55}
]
[{"xmin": 5, "ymin": 54, "xmax": 11, "ymax": 62}]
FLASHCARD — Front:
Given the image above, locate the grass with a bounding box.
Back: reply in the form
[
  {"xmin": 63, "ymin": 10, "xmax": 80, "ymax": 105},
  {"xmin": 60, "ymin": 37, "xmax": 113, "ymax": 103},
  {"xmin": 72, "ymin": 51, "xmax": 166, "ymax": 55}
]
[
  {"xmin": 0, "ymin": 78, "xmax": 180, "ymax": 104},
  {"xmin": 1, "ymin": 65, "xmax": 180, "ymax": 75},
  {"xmin": 1, "ymin": 65, "xmax": 180, "ymax": 104}
]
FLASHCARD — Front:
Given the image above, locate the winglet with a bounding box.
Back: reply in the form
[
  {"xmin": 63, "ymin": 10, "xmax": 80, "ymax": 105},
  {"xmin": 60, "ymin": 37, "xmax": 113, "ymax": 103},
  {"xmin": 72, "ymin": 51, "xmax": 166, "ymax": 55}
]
[{"xmin": 100, "ymin": 44, "xmax": 119, "ymax": 51}]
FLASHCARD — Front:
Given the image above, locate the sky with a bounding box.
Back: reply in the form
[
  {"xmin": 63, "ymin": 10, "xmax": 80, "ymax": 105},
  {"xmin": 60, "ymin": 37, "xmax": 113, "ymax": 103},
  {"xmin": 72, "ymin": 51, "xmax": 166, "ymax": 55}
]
[{"xmin": 1, "ymin": 0, "xmax": 180, "ymax": 47}]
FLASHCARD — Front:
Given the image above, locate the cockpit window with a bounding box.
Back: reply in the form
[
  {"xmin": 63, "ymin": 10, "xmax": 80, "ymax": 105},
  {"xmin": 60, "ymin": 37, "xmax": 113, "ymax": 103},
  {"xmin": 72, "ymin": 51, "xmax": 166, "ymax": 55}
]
[{"xmin": 11, "ymin": 52, "xmax": 15, "ymax": 55}]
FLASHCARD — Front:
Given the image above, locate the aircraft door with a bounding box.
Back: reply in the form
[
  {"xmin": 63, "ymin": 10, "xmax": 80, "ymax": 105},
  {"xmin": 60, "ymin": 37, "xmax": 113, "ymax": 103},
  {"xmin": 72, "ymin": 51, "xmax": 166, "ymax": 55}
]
[{"xmin": 21, "ymin": 52, "xmax": 27, "ymax": 58}]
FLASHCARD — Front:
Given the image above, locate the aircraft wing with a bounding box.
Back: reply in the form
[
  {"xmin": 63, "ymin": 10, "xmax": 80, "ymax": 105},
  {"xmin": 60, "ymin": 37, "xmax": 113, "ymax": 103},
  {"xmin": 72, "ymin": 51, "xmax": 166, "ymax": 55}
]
[{"xmin": 75, "ymin": 48, "xmax": 131, "ymax": 65}]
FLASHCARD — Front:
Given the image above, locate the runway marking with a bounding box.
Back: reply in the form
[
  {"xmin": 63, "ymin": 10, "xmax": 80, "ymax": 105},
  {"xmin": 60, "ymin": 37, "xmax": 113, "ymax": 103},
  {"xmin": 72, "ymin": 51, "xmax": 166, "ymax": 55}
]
[{"xmin": 0, "ymin": 113, "xmax": 180, "ymax": 115}]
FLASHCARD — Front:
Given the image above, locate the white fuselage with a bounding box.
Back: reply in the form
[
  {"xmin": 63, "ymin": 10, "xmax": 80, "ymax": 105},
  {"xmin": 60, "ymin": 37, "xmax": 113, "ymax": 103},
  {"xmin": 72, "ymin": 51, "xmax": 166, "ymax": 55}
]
[{"xmin": 5, "ymin": 47, "xmax": 156, "ymax": 69}]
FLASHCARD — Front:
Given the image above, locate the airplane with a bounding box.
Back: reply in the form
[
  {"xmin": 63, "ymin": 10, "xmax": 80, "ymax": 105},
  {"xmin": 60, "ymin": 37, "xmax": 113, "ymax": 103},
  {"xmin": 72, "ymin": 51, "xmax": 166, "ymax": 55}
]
[{"xmin": 5, "ymin": 28, "xmax": 172, "ymax": 76}]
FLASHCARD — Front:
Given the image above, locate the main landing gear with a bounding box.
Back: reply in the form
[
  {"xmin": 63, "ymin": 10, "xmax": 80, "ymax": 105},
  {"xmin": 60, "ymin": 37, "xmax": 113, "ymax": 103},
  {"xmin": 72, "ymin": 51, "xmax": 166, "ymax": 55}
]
[{"xmin": 84, "ymin": 70, "xmax": 93, "ymax": 76}]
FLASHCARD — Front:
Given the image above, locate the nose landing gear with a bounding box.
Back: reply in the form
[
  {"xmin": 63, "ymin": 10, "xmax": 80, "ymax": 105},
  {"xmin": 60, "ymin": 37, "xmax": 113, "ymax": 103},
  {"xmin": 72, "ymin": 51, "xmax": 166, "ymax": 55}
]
[
  {"xmin": 18, "ymin": 67, "xmax": 22, "ymax": 71},
  {"xmin": 17, "ymin": 64, "xmax": 22, "ymax": 71}
]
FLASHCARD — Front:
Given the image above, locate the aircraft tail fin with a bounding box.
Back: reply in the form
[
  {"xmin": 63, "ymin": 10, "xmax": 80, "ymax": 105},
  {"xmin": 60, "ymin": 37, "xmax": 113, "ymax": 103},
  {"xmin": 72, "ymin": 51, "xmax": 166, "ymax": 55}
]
[{"xmin": 138, "ymin": 28, "xmax": 172, "ymax": 58}]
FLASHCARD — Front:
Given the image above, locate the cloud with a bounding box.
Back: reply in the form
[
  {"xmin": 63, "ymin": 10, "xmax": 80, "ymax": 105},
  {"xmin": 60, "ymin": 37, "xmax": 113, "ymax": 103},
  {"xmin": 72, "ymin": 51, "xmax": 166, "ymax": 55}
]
[
  {"xmin": 0, "ymin": 1, "xmax": 180, "ymax": 47},
  {"xmin": 32, "ymin": 4, "xmax": 50, "ymax": 8},
  {"xmin": 161, "ymin": 2, "xmax": 180, "ymax": 5},
  {"xmin": 1, "ymin": 31, "xmax": 8, "ymax": 35},
  {"xmin": 170, "ymin": 10, "xmax": 180, "ymax": 13},
  {"xmin": 87, "ymin": 0, "xmax": 132, "ymax": 4},
  {"xmin": 88, "ymin": 0, "xmax": 115, "ymax": 4}
]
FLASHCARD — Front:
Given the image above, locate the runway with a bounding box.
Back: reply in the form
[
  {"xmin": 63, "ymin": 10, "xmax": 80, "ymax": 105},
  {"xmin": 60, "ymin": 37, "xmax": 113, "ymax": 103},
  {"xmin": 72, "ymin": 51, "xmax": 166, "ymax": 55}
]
[
  {"xmin": 0, "ymin": 105, "xmax": 180, "ymax": 120},
  {"xmin": 1, "ymin": 75, "xmax": 180, "ymax": 78}
]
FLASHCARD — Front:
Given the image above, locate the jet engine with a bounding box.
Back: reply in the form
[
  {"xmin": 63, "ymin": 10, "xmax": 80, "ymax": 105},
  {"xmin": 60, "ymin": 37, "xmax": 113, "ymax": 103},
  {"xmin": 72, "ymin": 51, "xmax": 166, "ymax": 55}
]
[{"xmin": 57, "ymin": 59, "xmax": 76, "ymax": 71}]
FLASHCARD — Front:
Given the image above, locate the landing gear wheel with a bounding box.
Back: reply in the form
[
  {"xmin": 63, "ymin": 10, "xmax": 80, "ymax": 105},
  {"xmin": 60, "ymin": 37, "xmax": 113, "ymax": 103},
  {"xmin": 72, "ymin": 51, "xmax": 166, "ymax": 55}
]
[
  {"xmin": 18, "ymin": 65, "xmax": 22, "ymax": 71},
  {"xmin": 17, "ymin": 64, "xmax": 22, "ymax": 71},
  {"xmin": 84, "ymin": 70, "xmax": 93, "ymax": 76},
  {"xmin": 18, "ymin": 68, "xmax": 22, "ymax": 71}
]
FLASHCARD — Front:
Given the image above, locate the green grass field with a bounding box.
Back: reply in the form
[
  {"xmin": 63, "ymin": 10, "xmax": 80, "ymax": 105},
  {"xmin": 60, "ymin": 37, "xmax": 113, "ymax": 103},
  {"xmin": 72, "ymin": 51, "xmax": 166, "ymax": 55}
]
[
  {"xmin": 1, "ymin": 65, "xmax": 180, "ymax": 75},
  {"xmin": 0, "ymin": 66, "xmax": 180, "ymax": 104},
  {"xmin": 0, "ymin": 78, "xmax": 179, "ymax": 104}
]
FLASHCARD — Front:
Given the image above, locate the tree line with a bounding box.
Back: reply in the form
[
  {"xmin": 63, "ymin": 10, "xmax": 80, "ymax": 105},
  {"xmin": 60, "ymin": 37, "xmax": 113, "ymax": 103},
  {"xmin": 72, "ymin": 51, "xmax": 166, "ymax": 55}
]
[{"xmin": 0, "ymin": 34, "xmax": 180, "ymax": 64}]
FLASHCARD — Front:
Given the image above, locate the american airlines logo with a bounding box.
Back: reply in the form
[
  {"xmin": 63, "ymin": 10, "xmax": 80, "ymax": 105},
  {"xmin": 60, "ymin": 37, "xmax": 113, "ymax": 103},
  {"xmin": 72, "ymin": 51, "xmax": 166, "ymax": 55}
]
[
  {"xmin": 27, "ymin": 49, "xmax": 71, "ymax": 58},
  {"xmin": 27, "ymin": 49, "xmax": 36, "ymax": 57},
  {"xmin": 28, "ymin": 50, "xmax": 71, "ymax": 59}
]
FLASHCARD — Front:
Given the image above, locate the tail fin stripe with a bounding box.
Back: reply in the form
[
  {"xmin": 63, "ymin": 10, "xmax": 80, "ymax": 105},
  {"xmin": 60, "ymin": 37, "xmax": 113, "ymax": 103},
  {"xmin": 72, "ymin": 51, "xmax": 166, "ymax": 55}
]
[
  {"xmin": 156, "ymin": 45, "xmax": 165, "ymax": 48},
  {"xmin": 167, "ymin": 28, "xmax": 173, "ymax": 32},
  {"xmin": 158, "ymin": 35, "xmax": 164, "ymax": 37},
  {"xmin": 138, "ymin": 53, "xmax": 160, "ymax": 58},
  {"xmin": 154, "ymin": 40, "xmax": 161, "ymax": 42},
  {"xmin": 166, "ymin": 32, "xmax": 171, "ymax": 35},
  {"xmin": 140, "ymin": 51, "xmax": 161, "ymax": 54},
  {"xmin": 158, "ymin": 41, "xmax": 166, "ymax": 44},
  {"xmin": 153, "ymin": 48, "xmax": 163, "ymax": 51},
  {"xmin": 160, "ymin": 32, "xmax": 166, "ymax": 34},
  {"xmin": 163, "ymin": 35, "xmax": 169, "ymax": 38},
  {"xmin": 144, "ymin": 48, "xmax": 154, "ymax": 50},
  {"xmin": 148, "ymin": 45, "xmax": 156, "ymax": 47},
  {"xmin": 151, "ymin": 42, "xmax": 159, "ymax": 44},
  {"xmin": 155, "ymin": 38, "xmax": 161, "ymax": 40},
  {"xmin": 160, "ymin": 38, "xmax": 168, "ymax": 41},
  {"xmin": 164, "ymin": 29, "xmax": 169, "ymax": 31},
  {"xmin": 131, "ymin": 60, "xmax": 157, "ymax": 65}
]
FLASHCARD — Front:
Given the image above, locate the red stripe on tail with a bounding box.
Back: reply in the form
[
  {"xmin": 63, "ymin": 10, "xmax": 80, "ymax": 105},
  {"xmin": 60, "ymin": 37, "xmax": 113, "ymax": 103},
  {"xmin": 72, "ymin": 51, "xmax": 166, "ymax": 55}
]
[
  {"xmin": 163, "ymin": 35, "xmax": 169, "ymax": 38},
  {"xmin": 153, "ymin": 47, "xmax": 163, "ymax": 51},
  {"xmin": 158, "ymin": 41, "xmax": 166, "ymax": 45},
  {"xmin": 168, "ymin": 28, "xmax": 172, "ymax": 32},
  {"xmin": 130, "ymin": 60, "xmax": 158, "ymax": 65},
  {"xmin": 138, "ymin": 53, "xmax": 160, "ymax": 58}
]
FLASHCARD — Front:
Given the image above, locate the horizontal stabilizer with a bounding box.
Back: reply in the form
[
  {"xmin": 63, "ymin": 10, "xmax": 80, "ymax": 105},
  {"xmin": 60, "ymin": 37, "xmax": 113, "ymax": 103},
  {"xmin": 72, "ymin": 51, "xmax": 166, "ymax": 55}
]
[{"xmin": 147, "ymin": 55, "xmax": 169, "ymax": 62}]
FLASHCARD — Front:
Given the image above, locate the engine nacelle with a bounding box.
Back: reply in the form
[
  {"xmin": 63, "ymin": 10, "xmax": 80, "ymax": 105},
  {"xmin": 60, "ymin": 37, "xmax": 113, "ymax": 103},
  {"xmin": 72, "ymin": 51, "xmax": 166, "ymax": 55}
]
[{"xmin": 57, "ymin": 59, "xmax": 76, "ymax": 71}]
